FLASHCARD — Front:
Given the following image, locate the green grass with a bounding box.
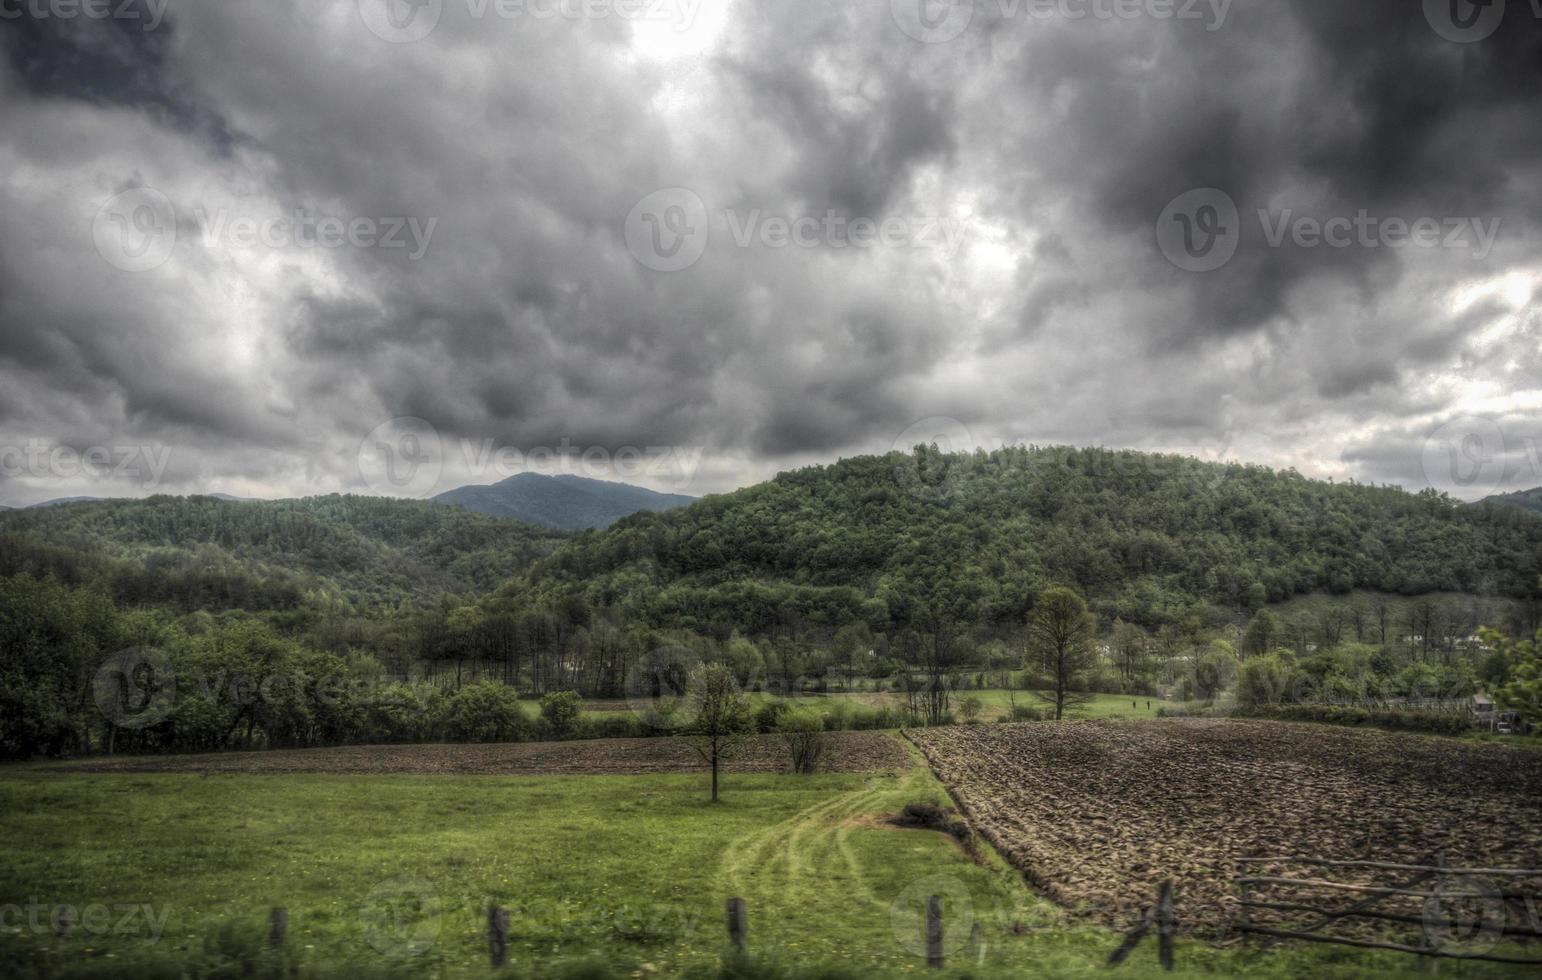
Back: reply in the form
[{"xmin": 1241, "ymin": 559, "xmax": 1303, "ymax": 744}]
[
  {"xmin": 559, "ymin": 690, "xmax": 1160, "ymax": 726},
  {"xmin": 2, "ymin": 741, "xmax": 1534, "ymax": 978}
]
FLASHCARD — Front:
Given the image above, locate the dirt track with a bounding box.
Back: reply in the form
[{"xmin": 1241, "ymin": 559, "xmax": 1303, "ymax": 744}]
[
  {"xmin": 909, "ymin": 720, "xmax": 1542, "ymax": 933},
  {"xmin": 45, "ymin": 731, "xmax": 911, "ymax": 776}
]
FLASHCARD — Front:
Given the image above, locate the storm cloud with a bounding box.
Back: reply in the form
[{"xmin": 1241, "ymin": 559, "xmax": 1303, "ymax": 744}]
[{"xmin": 0, "ymin": 0, "xmax": 1539, "ymax": 504}]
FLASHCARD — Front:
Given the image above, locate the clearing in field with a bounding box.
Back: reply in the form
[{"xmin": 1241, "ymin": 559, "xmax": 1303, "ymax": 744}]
[{"xmin": 908, "ymin": 719, "xmax": 1542, "ymax": 935}]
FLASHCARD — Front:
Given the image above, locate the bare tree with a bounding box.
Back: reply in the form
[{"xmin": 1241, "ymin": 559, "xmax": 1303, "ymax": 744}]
[
  {"xmin": 776, "ymin": 709, "xmax": 829, "ymax": 774},
  {"xmin": 1110, "ymin": 619, "xmax": 1152, "ymax": 690},
  {"xmin": 1027, "ymin": 587, "xmax": 1096, "ymax": 720}
]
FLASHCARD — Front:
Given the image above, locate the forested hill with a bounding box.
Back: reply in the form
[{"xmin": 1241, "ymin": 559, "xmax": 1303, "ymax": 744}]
[
  {"xmin": 0, "ymin": 495, "xmax": 566, "ymax": 610},
  {"xmin": 515, "ymin": 447, "xmax": 1542, "ymax": 634},
  {"xmin": 1487, "ymin": 487, "xmax": 1542, "ymax": 515},
  {"xmin": 435, "ymin": 473, "xmax": 694, "ymax": 529}
]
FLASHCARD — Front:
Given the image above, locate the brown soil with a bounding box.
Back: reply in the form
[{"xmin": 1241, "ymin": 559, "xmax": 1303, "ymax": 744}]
[{"xmin": 46, "ymin": 731, "xmax": 911, "ymax": 777}]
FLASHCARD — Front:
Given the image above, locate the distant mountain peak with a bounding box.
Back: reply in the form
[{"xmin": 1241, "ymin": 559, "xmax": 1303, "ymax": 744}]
[{"xmin": 433, "ymin": 472, "xmax": 694, "ymax": 530}]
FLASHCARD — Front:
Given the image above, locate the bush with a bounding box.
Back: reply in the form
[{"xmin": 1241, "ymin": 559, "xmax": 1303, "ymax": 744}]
[
  {"xmin": 1238, "ymin": 703, "xmax": 1470, "ymax": 737},
  {"xmin": 892, "ymin": 802, "xmax": 971, "ymax": 842},
  {"xmin": 578, "ymin": 713, "xmax": 649, "ymax": 740},
  {"xmin": 753, "ymin": 698, "xmax": 790, "ymax": 734},
  {"xmin": 776, "ymin": 708, "xmax": 830, "ymax": 774},
  {"xmin": 441, "ymin": 681, "xmax": 527, "ymax": 743},
  {"xmin": 539, "ymin": 690, "xmax": 583, "ymax": 739},
  {"xmin": 1005, "ymin": 704, "xmax": 1042, "ymax": 723},
  {"xmin": 958, "ymin": 695, "xmax": 983, "ymax": 723}
]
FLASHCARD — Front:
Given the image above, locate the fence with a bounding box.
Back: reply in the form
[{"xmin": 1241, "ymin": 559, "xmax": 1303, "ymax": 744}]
[
  {"xmin": 57, "ymin": 870, "xmax": 1542, "ymax": 972},
  {"xmin": 89, "ymin": 889, "xmax": 1171, "ymax": 972},
  {"xmin": 1231, "ymin": 856, "xmax": 1542, "ymax": 967}
]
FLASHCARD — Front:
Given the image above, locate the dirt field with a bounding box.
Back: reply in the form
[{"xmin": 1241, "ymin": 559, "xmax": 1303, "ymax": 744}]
[
  {"xmin": 42, "ymin": 731, "xmax": 911, "ymax": 776},
  {"xmin": 908, "ymin": 720, "xmax": 1542, "ymax": 933}
]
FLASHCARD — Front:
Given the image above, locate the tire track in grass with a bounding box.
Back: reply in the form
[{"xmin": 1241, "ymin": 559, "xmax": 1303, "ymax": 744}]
[{"xmin": 720, "ymin": 739, "xmax": 924, "ymax": 913}]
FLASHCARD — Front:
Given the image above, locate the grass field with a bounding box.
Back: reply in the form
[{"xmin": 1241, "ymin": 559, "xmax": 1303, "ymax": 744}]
[
  {"xmin": 4, "ymin": 732, "xmax": 1539, "ymax": 978},
  {"xmin": 551, "ymin": 690, "xmax": 1157, "ymax": 726}
]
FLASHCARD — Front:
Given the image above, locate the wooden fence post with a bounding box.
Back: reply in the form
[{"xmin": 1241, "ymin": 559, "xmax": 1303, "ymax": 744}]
[
  {"xmin": 926, "ymin": 894, "xmax": 944, "ymax": 969},
  {"xmin": 488, "ymin": 905, "xmax": 509, "ymax": 969},
  {"xmin": 726, "ymin": 897, "xmax": 747, "ymax": 955},
  {"xmin": 721, "ymin": 899, "xmax": 746, "ymax": 955},
  {"xmin": 1155, "ymin": 881, "xmax": 1175, "ymax": 972},
  {"xmin": 267, "ymin": 907, "xmax": 287, "ymax": 949},
  {"xmin": 1424, "ymin": 855, "xmax": 1444, "ymax": 975}
]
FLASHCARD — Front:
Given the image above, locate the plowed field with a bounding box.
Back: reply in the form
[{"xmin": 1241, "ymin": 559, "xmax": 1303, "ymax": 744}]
[
  {"xmin": 48, "ymin": 731, "xmax": 911, "ymax": 776},
  {"xmin": 909, "ymin": 720, "xmax": 1542, "ymax": 933}
]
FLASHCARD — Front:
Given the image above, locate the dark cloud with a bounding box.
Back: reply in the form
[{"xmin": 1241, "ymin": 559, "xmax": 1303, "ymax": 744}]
[{"xmin": 0, "ymin": 0, "xmax": 1538, "ymax": 505}]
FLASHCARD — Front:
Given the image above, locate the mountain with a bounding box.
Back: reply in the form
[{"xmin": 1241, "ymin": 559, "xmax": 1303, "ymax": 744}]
[
  {"xmin": 0, "ymin": 494, "xmax": 567, "ymax": 609},
  {"xmin": 515, "ymin": 447, "xmax": 1542, "ymax": 635},
  {"xmin": 29, "ymin": 496, "xmax": 103, "ymax": 508},
  {"xmin": 435, "ymin": 473, "xmax": 694, "ymax": 530},
  {"xmin": 1486, "ymin": 487, "xmax": 1542, "ymax": 515}
]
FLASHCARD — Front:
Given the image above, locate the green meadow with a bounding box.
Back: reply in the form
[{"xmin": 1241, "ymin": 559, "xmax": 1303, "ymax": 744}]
[{"xmin": 3, "ymin": 740, "xmax": 1534, "ymax": 980}]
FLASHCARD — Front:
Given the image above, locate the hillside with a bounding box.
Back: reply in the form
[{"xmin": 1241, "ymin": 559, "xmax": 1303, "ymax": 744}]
[
  {"xmin": 1487, "ymin": 487, "xmax": 1542, "ymax": 515},
  {"xmin": 0, "ymin": 494, "xmax": 566, "ymax": 610},
  {"xmin": 435, "ymin": 473, "xmax": 694, "ymax": 529},
  {"xmin": 516, "ymin": 447, "xmax": 1542, "ymax": 634}
]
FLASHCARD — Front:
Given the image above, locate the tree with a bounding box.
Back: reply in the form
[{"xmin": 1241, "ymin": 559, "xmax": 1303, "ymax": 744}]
[
  {"xmin": 682, "ymin": 664, "xmax": 753, "ymax": 802},
  {"xmin": 1192, "ymin": 641, "xmax": 1239, "ymax": 701},
  {"xmin": 776, "ymin": 707, "xmax": 829, "ymax": 774},
  {"xmin": 1026, "ymin": 587, "xmax": 1096, "ymax": 720},
  {"xmin": 1241, "ymin": 610, "xmax": 1277, "ymax": 658},
  {"xmin": 1110, "ymin": 619, "xmax": 1152, "ymax": 689},
  {"xmin": 1482, "ymin": 623, "xmax": 1542, "ymax": 727},
  {"xmin": 1238, "ymin": 654, "xmax": 1291, "ymax": 707},
  {"xmin": 832, "ymin": 622, "xmax": 873, "ymax": 691},
  {"xmin": 539, "ymin": 690, "xmax": 583, "ymax": 739}
]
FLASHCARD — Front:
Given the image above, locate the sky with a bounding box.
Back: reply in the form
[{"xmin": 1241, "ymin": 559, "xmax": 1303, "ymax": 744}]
[{"xmin": 0, "ymin": 0, "xmax": 1539, "ymax": 507}]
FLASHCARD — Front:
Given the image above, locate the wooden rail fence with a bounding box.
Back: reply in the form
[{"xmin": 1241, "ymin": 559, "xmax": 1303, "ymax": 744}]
[
  {"xmin": 1232, "ymin": 856, "xmax": 1542, "ymax": 967},
  {"xmin": 1106, "ymin": 881, "xmax": 1176, "ymax": 971}
]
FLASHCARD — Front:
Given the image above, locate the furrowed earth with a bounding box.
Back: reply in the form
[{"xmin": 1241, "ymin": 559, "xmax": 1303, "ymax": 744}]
[
  {"xmin": 37, "ymin": 731, "xmax": 910, "ymax": 776},
  {"xmin": 907, "ymin": 719, "xmax": 1542, "ymax": 934}
]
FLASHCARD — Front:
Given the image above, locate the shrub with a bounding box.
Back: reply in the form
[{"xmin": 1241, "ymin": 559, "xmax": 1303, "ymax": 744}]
[
  {"xmin": 1236, "ymin": 704, "xmax": 1471, "ymax": 737},
  {"xmin": 958, "ymin": 695, "xmax": 983, "ymax": 723},
  {"xmin": 753, "ymin": 698, "xmax": 790, "ymax": 734},
  {"xmin": 776, "ymin": 708, "xmax": 830, "ymax": 774},
  {"xmin": 892, "ymin": 802, "xmax": 971, "ymax": 842},
  {"xmin": 1004, "ymin": 704, "xmax": 1042, "ymax": 722},
  {"xmin": 578, "ymin": 713, "xmax": 649, "ymax": 740},
  {"xmin": 539, "ymin": 690, "xmax": 583, "ymax": 739},
  {"xmin": 441, "ymin": 681, "xmax": 527, "ymax": 743}
]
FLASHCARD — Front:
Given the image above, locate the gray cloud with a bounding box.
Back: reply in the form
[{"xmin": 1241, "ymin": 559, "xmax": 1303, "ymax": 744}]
[{"xmin": 0, "ymin": 0, "xmax": 1538, "ymax": 506}]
